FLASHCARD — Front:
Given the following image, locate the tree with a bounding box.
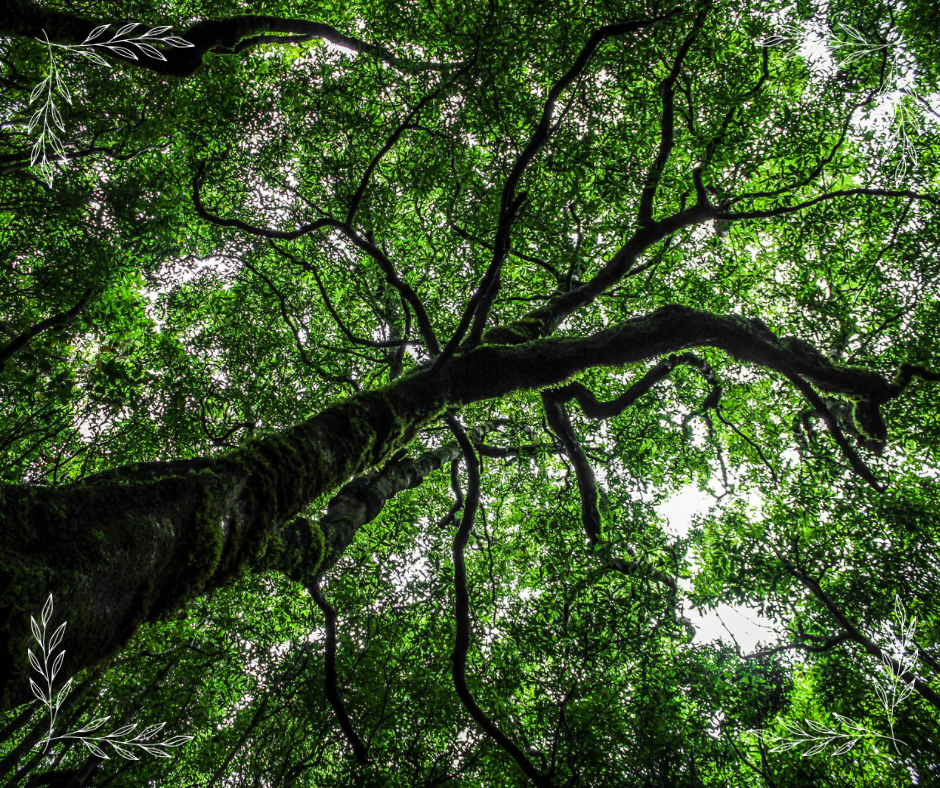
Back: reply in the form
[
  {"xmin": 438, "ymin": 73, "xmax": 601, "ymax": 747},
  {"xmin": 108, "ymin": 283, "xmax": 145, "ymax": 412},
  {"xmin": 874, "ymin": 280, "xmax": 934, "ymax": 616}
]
[{"xmin": 1, "ymin": 0, "xmax": 939, "ymax": 785}]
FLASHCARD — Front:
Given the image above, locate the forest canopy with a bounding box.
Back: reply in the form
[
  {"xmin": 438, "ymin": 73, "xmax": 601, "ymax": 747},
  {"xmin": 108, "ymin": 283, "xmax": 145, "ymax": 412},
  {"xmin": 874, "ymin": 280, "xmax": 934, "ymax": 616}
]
[{"xmin": 1, "ymin": 0, "xmax": 939, "ymax": 785}]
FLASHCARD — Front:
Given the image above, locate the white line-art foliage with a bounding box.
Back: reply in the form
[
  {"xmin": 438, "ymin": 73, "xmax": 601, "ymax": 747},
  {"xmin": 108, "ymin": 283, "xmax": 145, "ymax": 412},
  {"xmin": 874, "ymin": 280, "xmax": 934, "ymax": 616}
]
[
  {"xmin": 749, "ymin": 595, "xmax": 917, "ymax": 759},
  {"xmin": 755, "ymin": 20, "xmax": 930, "ymax": 182},
  {"xmin": 27, "ymin": 23, "xmax": 193, "ymax": 185},
  {"xmin": 29, "ymin": 593, "xmax": 193, "ymax": 760}
]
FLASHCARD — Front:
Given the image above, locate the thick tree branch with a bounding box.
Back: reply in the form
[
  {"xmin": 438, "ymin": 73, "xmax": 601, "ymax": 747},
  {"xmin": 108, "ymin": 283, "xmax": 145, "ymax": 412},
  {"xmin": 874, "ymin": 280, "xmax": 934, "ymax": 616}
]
[
  {"xmin": 3, "ymin": 305, "xmax": 929, "ymax": 710},
  {"xmin": 1, "ymin": 2, "xmax": 461, "ymax": 78}
]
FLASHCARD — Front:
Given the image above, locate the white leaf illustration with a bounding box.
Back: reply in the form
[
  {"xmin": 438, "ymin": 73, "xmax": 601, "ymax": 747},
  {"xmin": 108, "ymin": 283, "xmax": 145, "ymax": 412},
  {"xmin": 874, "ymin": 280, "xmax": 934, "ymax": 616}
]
[
  {"xmin": 28, "ymin": 111, "xmax": 42, "ymax": 134},
  {"xmin": 804, "ymin": 740, "xmax": 831, "ymax": 757},
  {"xmin": 109, "ymin": 723, "xmax": 137, "ymax": 738},
  {"xmin": 145, "ymin": 26, "xmax": 172, "ymax": 37},
  {"xmin": 81, "ymin": 740, "xmax": 109, "ymax": 759},
  {"xmin": 78, "ymin": 49, "xmax": 111, "ymax": 67},
  {"xmin": 50, "ymin": 103, "xmax": 64, "ymax": 132},
  {"xmin": 139, "ymin": 722, "xmax": 166, "ymax": 739},
  {"xmin": 29, "ymin": 678, "xmax": 47, "ymax": 704},
  {"xmin": 769, "ymin": 739, "xmax": 800, "ymax": 753},
  {"xmin": 41, "ymin": 595, "xmax": 53, "ymax": 626},
  {"xmin": 28, "ymin": 648, "xmax": 41, "ymax": 673},
  {"xmin": 74, "ymin": 716, "xmax": 110, "ymax": 734},
  {"xmin": 164, "ymin": 735, "xmax": 194, "ymax": 746},
  {"xmin": 49, "ymin": 621, "xmax": 67, "ymax": 652},
  {"xmin": 54, "ymin": 71, "xmax": 72, "ymax": 105},
  {"xmin": 163, "ymin": 36, "xmax": 195, "ymax": 48},
  {"xmin": 50, "ymin": 649, "xmax": 65, "ymax": 680},
  {"xmin": 135, "ymin": 43, "xmax": 166, "ymax": 61},
  {"xmin": 106, "ymin": 46, "xmax": 138, "ymax": 60},
  {"xmin": 832, "ymin": 737, "xmax": 861, "ymax": 756},
  {"xmin": 55, "ymin": 678, "xmax": 73, "ymax": 709},
  {"xmin": 141, "ymin": 745, "xmax": 170, "ymax": 758},
  {"xmin": 112, "ymin": 743, "xmax": 139, "ymax": 760},
  {"xmin": 115, "ymin": 23, "xmax": 139, "ymax": 38},
  {"xmin": 83, "ymin": 24, "xmax": 110, "ymax": 44},
  {"xmin": 29, "ymin": 81, "xmax": 47, "ymax": 105}
]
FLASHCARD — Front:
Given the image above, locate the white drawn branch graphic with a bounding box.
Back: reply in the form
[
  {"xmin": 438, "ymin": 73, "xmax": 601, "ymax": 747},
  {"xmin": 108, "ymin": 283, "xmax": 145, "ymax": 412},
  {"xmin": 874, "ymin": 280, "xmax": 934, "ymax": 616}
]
[
  {"xmin": 749, "ymin": 595, "xmax": 917, "ymax": 759},
  {"xmin": 755, "ymin": 20, "xmax": 931, "ymax": 182},
  {"xmin": 27, "ymin": 23, "xmax": 193, "ymax": 185},
  {"xmin": 29, "ymin": 593, "xmax": 193, "ymax": 760}
]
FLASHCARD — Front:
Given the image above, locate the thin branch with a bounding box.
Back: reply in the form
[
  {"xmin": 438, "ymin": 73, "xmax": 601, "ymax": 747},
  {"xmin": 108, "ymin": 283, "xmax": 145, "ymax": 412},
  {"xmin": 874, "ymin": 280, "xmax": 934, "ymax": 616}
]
[
  {"xmin": 241, "ymin": 258, "xmax": 358, "ymax": 390},
  {"xmin": 308, "ymin": 580, "xmax": 370, "ymax": 765},
  {"xmin": 0, "ymin": 287, "xmax": 93, "ymax": 373},
  {"xmin": 445, "ymin": 414, "xmax": 552, "ymax": 787},
  {"xmin": 637, "ymin": 0, "xmax": 712, "ymax": 227},
  {"xmin": 194, "ymin": 166, "xmax": 440, "ymax": 354},
  {"xmin": 435, "ymin": 7, "xmax": 683, "ymax": 364},
  {"xmin": 268, "ymin": 241, "xmax": 411, "ymax": 350}
]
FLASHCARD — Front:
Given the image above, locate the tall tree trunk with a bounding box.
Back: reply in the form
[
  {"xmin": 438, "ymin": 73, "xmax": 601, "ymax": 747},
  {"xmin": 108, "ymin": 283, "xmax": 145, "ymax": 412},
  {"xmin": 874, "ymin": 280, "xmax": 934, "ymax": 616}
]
[{"xmin": 0, "ymin": 306, "xmax": 901, "ymax": 711}]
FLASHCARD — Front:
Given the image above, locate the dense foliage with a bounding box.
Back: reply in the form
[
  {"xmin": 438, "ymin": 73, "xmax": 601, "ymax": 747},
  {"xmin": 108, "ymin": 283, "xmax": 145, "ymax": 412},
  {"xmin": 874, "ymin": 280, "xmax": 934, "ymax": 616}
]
[{"xmin": 1, "ymin": 0, "xmax": 939, "ymax": 785}]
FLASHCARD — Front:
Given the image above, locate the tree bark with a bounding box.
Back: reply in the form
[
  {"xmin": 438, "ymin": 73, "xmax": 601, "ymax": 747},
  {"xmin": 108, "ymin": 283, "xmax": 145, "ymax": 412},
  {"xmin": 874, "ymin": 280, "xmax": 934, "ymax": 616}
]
[{"xmin": 0, "ymin": 305, "xmax": 902, "ymax": 711}]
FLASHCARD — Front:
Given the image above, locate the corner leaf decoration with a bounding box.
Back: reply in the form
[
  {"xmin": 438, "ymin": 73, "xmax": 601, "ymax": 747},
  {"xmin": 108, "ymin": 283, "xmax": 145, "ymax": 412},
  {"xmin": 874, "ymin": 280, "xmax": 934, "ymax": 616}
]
[
  {"xmin": 748, "ymin": 595, "xmax": 916, "ymax": 759},
  {"xmin": 27, "ymin": 23, "xmax": 194, "ymax": 186},
  {"xmin": 29, "ymin": 594, "xmax": 193, "ymax": 760},
  {"xmin": 754, "ymin": 20, "xmax": 929, "ymax": 182}
]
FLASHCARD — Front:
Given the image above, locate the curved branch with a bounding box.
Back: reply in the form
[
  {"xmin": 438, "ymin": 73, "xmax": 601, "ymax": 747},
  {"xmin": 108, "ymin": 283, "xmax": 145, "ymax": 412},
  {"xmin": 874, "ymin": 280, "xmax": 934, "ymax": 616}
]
[
  {"xmin": 744, "ymin": 631, "xmax": 852, "ymax": 659},
  {"xmin": 308, "ymin": 580, "xmax": 370, "ymax": 765},
  {"xmin": 268, "ymin": 241, "xmax": 411, "ymax": 350},
  {"xmin": 720, "ymin": 188, "xmax": 940, "ymax": 223},
  {"xmin": 241, "ymin": 259, "xmax": 358, "ymax": 390},
  {"xmin": 637, "ymin": 0, "xmax": 712, "ymax": 227},
  {"xmin": 194, "ymin": 166, "xmax": 440, "ymax": 355},
  {"xmin": 445, "ymin": 415, "xmax": 552, "ymax": 787}
]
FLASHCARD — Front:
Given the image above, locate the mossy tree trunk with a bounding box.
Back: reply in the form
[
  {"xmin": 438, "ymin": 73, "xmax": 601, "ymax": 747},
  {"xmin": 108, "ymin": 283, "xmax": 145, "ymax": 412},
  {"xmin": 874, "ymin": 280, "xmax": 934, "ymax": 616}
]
[{"xmin": 0, "ymin": 306, "xmax": 905, "ymax": 711}]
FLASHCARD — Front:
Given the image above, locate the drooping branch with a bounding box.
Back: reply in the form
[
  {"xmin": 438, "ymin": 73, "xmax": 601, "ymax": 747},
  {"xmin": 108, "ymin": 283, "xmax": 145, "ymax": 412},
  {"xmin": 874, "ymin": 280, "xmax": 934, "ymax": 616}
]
[
  {"xmin": 308, "ymin": 580, "xmax": 370, "ymax": 766},
  {"xmin": 445, "ymin": 416, "xmax": 552, "ymax": 788},
  {"xmin": 719, "ymin": 188, "xmax": 940, "ymax": 222},
  {"xmin": 542, "ymin": 392, "xmax": 678, "ymax": 595},
  {"xmin": 549, "ymin": 352, "xmax": 706, "ymax": 419},
  {"xmin": 240, "ymin": 258, "xmax": 358, "ymax": 390}
]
